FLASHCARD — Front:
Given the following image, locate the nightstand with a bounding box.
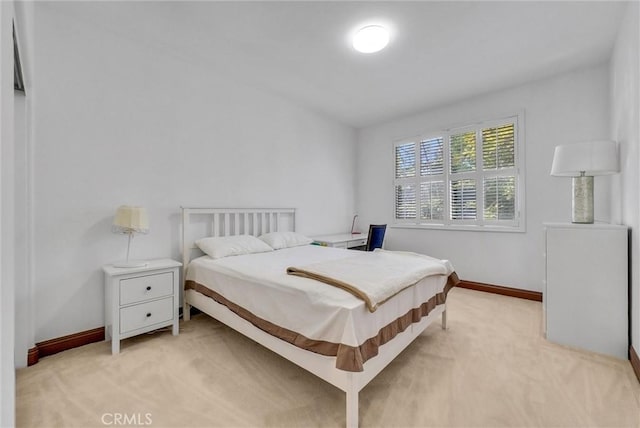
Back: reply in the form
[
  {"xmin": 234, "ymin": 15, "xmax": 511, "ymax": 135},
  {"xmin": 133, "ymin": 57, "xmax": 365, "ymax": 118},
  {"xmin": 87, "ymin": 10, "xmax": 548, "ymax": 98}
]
[
  {"xmin": 103, "ymin": 258, "xmax": 182, "ymax": 354},
  {"xmin": 312, "ymin": 233, "xmax": 367, "ymax": 249}
]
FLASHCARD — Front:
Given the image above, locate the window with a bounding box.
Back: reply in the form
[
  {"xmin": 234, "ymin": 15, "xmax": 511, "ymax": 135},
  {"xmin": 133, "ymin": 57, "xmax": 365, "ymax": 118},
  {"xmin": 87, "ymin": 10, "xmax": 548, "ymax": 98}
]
[{"xmin": 393, "ymin": 114, "xmax": 523, "ymax": 231}]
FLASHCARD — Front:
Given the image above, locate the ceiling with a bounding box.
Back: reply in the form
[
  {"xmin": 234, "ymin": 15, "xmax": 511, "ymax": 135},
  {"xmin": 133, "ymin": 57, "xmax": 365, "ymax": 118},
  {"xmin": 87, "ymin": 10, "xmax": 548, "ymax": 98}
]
[{"xmin": 55, "ymin": 1, "xmax": 628, "ymax": 128}]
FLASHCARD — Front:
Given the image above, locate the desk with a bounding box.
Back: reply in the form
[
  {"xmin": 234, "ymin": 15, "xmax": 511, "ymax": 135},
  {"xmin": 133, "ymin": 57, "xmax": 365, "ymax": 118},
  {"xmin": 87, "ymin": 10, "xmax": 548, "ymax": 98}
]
[{"xmin": 312, "ymin": 233, "xmax": 367, "ymax": 250}]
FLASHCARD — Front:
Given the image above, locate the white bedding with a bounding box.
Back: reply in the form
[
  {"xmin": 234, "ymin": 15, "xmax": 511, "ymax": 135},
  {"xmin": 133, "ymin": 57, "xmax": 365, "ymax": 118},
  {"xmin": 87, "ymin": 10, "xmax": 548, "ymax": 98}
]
[
  {"xmin": 287, "ymin": 249, "xmax": 454, "ymax": 312},
  {"xmin": 185, "ymin": 245, "xmax": 453, "ymax": 350}
]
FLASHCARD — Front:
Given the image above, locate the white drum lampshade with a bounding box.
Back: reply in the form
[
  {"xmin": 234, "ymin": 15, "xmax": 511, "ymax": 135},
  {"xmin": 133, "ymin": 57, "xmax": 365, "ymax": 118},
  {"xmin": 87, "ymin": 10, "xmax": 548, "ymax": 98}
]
[
  {"xmin": 112, "ymin": 205, "xmax": 149, "ymax": 267},
  {"xmin": 550, "ymin": 140, "xmax": 619, "ymax": 223}
]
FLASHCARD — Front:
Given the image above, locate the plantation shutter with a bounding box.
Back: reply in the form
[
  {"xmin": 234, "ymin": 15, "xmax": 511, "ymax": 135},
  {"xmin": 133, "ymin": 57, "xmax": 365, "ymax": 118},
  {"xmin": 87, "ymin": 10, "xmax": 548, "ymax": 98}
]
[
  {"xmin": 483, "ymin": 176, "xmax": 515, "ymax": 220},
  {"xmin": 482, "ymin": 124, "xmax": 515, "ymax": 170},
  {"xmin": 481, "ymin": 122, "xmax": 516, "ymax": 221},
  {"xmin": 420, "ymin": 181, "xmax": 445, "ymax": 220},
  {"xmin": 395, "ymin": 142, "xmax": 415, "ymax": 179},
  {"xmin": 419, "ymin": 137, "xmax": 445, "ymax": 220},
  {"xmin": 449, "ymin": 131, "xmax": 477, "ymax": 220},
  {"xmin": 395, "ymin": 142, "xmax": 417, "ymax": 219},
  {"xmin": 420, "ymin": 137, "xmax": 444, "ymax": 176},
  {"xmin": 449, "ymin": 131, "xmax": 476, "ymax": 174},
  {"xmin": 391, "ymin": 114, "xmax": 521, "ymax": 229},
  {"xmin": 450, "ymin": 179, "xmax": 476, "ymax": 220},
  {"xmin": 395, "ymin": 184, "xmax": 416, "ymax": 219}
]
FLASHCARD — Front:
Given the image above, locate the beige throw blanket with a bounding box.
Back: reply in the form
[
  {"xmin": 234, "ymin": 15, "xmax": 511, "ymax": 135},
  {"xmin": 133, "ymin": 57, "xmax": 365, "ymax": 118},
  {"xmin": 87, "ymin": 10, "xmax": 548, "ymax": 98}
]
[{"xmin": 287, "ymin": 249, "xmax": 453, "ymax": 312}]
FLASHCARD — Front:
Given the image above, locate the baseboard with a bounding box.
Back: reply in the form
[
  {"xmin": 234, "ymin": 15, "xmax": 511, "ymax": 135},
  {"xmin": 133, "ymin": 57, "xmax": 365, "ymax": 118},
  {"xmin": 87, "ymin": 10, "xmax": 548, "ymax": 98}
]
[
  {"xmin": 630, "ymin": 345, "xmax": 640, "ymax": 384},
  {"xmin": 24, "ymin": 281, "xmax": 539, "ymax": 366},
  {"xmin": 27, "ymin": 326, "xmax": 105, "ymax": 366},
  {"xmin": 457, "ymin": 280, "xmax": 543, "ymax": 302},
  {"xmin": 27, "ymin": 346, "xmax": 39, "ymax": 366}
]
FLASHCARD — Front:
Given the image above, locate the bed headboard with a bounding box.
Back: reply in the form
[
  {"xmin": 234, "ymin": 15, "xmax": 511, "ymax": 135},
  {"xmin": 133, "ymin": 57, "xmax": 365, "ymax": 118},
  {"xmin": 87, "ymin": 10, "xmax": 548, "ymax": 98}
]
[{"xmin": 181, "ymin": 207, "xmax": 296, "ymax": 268}]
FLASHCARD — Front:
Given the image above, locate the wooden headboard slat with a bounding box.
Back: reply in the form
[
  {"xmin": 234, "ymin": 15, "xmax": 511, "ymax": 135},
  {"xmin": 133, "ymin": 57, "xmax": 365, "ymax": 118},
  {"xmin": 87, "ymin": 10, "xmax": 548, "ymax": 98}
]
[{"xmin": 180, "ymin": 207, "xmax": 297, "ymax": 271}]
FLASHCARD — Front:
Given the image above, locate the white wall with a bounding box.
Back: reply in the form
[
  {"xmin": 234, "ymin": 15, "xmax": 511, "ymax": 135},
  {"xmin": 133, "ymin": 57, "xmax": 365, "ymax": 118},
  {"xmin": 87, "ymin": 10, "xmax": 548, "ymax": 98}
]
[
  {"xmin": 1, "ymin": 0, "xmax": 16, "ymax": 425},
  {"xmin": 357, "ymin": 65, "xmax": 611, "ymax": 291},
  {"xmin": 13, "ymin": 93, "xmax": 29, "ymax": 368},
  {"xmin": 13, "ymin": 0, "xmax": 34, "ymax": 369},
  {"xmin": 27, "ymin": 3, "xmax": 356, "ymax": 343},
  {"xmin": 610, "ymin": 1, "xmax": 639, "ymax": 354}
]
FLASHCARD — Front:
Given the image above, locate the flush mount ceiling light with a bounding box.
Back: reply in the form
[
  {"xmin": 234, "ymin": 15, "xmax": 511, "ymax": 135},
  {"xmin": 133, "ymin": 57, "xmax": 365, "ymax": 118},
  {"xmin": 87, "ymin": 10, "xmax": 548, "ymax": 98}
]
[{"xmin": 353, "ymin": 25, "xmax": 389, "ymax": 53}]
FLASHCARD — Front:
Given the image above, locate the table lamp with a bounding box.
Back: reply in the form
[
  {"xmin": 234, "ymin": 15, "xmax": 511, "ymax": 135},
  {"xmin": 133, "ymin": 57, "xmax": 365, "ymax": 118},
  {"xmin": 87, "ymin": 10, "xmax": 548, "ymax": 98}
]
[
  {"xmin": 112, "ymin": 205, "xmax": 149, "ymax": 267},
  {"xmin": 550, "ymin": 140, "xmax": 619, "ymax": 223}
]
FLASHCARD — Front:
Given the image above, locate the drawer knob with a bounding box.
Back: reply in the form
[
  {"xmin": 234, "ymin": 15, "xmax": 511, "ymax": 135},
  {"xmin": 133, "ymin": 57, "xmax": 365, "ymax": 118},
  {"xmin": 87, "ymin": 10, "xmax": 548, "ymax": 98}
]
[
  {"xmin": 146, "ymin": 313, "xmax": 151, "ymax": 318},
  {"xmin": 146, "ymin": 286, "xmax": 152, "ymax": 291}
]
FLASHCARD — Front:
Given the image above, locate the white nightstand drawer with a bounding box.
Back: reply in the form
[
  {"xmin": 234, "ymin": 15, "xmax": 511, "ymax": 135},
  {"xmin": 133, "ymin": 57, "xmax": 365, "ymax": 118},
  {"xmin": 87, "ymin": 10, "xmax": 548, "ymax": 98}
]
[
  {"xmin": 120, "ymin": 297, "xmax": 174, "ymax": 334},
  {"xmin": 120, "ymin": 272, "xmax": 174, "ymax": 305},
  {"xmin": 350, "ymin": 238, "xmax": 367, "ymax": 247}
]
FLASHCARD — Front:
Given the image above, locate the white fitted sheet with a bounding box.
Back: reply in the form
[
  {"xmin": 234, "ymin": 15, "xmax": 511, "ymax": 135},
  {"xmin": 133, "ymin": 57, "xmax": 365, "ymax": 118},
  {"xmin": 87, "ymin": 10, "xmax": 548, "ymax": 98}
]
[{"xmin": 185, "ymin": 245, "xmax": 452, "ymax": 348}]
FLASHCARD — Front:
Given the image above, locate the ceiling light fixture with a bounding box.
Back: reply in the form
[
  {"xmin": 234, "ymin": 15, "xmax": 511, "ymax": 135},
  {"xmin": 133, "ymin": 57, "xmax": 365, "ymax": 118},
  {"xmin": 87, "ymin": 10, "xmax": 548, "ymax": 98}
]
[{"xmin": 353, "ymin": 25, "xmax": 389, "ymax": 53}]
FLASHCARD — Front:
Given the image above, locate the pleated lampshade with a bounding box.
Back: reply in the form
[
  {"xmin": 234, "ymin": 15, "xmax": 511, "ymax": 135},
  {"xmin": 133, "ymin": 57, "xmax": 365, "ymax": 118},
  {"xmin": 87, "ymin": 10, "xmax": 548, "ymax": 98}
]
[
  {"xmin": 551, "ymin": 140, "xmax": 619, "ymax": 177},
  {"xmin": 112, "ymin": 206, "xmax": 149, "ymax": 234}
]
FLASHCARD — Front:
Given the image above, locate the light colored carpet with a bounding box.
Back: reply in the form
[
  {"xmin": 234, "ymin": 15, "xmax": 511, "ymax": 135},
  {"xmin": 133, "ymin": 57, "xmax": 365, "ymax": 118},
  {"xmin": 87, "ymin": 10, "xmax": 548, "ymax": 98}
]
[{"xmin": 16, "ymin": 288, "xmax": 640, "ymax": 427}]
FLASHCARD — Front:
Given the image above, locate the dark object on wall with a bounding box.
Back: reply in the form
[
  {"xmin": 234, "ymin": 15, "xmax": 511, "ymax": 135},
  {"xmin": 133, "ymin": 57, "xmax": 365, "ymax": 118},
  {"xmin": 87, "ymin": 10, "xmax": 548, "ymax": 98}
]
[
  {"xmin": 14, "ymin": 22, "xmax": 25, "ymax": 92},
  {"xmin": 365, "ymin": 224, "xmax": 387, "ymax": 251},
  {"xmin": 352, "ymin": 224, "xmax": 387, "ymax": 251}
]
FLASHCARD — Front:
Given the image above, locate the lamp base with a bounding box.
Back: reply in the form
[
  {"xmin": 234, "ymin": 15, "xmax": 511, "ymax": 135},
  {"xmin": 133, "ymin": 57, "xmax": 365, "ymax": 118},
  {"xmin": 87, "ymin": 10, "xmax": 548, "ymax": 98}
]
[
  {"xmin": 113, "ymin": 260, "xmax": 148, "ymax": 268},
  {"xmin": 572, "ymin": 175, "xmax": 594, "ymax": 224}
]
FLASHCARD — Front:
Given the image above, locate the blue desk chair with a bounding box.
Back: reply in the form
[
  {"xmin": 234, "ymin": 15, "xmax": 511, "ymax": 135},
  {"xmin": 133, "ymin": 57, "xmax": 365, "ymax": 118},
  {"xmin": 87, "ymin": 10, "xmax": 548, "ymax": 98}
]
[{"xmin": 366, "ymin": 224, "xmax": 387, "ymax": 251}]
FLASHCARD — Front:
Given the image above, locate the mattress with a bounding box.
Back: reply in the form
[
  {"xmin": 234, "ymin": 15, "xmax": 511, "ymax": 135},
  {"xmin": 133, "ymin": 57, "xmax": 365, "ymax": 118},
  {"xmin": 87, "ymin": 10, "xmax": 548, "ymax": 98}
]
[{"xmin": 185, "ymin": 245, "xmax": 457, "ymax": 371}]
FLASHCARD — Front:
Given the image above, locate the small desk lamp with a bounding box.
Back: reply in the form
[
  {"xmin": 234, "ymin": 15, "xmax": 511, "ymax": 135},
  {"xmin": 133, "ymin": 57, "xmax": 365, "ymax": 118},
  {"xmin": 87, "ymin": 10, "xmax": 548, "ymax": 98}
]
[
  {"xmin": 550, "ymin": 140, "xmax": 619, "ymax": 224},
  {"xmin": 351, "ymin": 214, "xmax": 361, "ymax": 234},
  {"xmin": 112, "ymin": 205, "xmax": 149, "ymax": 267}
]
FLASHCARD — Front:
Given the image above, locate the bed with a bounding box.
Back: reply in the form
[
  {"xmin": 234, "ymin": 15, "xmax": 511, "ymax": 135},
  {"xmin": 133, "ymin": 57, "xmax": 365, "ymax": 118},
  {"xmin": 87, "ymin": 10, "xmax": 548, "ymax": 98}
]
[{"xmin": 181, "ymin": 208, "xmax": 457, "ymax": 427}]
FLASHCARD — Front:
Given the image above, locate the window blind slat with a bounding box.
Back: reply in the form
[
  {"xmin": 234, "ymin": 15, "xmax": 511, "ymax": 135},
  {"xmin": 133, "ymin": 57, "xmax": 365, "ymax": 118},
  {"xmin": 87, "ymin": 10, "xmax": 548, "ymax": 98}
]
[
  {"xmin": 450, "ymin": 131, "xmax": 476, "ymax": 174},
  {"xmin": 482, "ymin": 123, "xmax": 515, "ymax": 170},
  {"xmin": 420, "ymin": 181, "xmax": 445, "ymax": 220},
  {"xmin": 483, "ymin": 176, "xmax": 516, "ymax": 220},
  {"xmin": 450, "ymin": 179, "xmax": 476, "ymax": 220},
  {"xmin": 395, "ymin": 142, "xmax": 416, "ymax": 179},
  {"xmin": 395, "ymin": 184, "xmax": 416, "ymax": 219},
  {"xmin": 420, "ymin": 137, "xmax": 444, "ymax": 176}
]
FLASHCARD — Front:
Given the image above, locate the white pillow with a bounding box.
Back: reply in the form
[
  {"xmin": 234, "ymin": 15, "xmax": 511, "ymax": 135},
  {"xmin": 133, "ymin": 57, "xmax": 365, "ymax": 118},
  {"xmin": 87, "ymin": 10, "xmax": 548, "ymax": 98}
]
[
  {"xmin": 195, "ymin": 235, "xmax": 273, "ymax": 259},
  {"xmin": 258, "ymin": 232, "xmax": 313, "ymax": 250}
]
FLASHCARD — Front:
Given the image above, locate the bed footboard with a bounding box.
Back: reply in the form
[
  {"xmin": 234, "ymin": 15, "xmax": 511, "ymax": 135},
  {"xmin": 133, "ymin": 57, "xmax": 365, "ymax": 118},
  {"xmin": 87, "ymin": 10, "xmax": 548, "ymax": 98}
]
[{"xmin": 185, "ymin": 287, "xmax": 446, "ymax": 427}]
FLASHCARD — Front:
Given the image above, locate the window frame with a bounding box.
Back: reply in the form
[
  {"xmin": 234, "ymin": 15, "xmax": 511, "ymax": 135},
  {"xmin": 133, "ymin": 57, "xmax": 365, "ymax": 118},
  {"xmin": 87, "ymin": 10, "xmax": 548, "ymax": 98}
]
[{"xmin": 392, "ymin": 112, "xmax": 526, "ymax": 233}]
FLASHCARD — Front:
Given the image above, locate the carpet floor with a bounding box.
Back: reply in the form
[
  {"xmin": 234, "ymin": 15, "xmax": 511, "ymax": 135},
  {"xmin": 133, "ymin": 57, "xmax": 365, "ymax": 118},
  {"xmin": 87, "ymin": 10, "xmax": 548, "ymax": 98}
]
[{"xmin": 16, "ymin": 288, "xmax": 640, "ymax": 427}]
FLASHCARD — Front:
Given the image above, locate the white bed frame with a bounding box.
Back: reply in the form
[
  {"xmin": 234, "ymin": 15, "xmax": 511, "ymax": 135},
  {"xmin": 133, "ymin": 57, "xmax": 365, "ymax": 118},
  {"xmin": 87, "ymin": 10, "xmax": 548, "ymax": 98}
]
[{"xmin": 181, "ymin": 207, "xmax": 446, "ymax": 427}]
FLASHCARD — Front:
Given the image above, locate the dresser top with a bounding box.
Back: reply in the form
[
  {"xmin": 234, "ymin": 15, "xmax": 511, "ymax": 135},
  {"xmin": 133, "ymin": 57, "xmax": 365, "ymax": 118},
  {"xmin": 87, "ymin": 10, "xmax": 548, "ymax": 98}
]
[
  {"xmin": 543, "ymin": 222, "xmax": 628, "ymax": 231},
  {"xmin": 102, "ymin": 258, "xmax": 182, "ymax": 276}
]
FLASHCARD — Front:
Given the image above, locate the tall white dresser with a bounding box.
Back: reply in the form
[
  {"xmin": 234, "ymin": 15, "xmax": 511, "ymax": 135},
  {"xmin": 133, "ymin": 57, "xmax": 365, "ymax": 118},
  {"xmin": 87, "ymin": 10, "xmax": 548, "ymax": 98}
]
[{"xmin": 544, "ymin": 223, "xmax": 628, "ymax": 359}]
